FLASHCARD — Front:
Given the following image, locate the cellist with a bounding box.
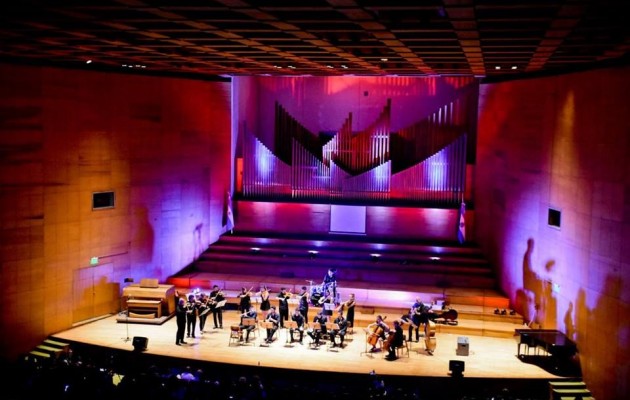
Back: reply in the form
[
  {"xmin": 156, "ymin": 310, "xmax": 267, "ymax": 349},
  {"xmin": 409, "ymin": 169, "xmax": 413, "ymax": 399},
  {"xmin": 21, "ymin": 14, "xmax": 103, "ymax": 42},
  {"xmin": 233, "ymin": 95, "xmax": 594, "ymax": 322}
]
[{"xmin": 366, "ymin": 315, "xmax": 389, "ymax": 352}]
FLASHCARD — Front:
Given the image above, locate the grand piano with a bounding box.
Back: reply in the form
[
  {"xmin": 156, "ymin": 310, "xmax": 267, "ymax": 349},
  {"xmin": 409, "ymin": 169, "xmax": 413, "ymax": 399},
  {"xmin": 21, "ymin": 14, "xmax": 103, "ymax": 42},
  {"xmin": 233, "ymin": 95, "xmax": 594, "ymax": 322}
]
[
  {"xmin": 515, "ymin": 328, "xmax": 580, "ymax": 377},
  {"xmin": 118, "ymin": 278, "xmax": 175, "ymax": 324}
]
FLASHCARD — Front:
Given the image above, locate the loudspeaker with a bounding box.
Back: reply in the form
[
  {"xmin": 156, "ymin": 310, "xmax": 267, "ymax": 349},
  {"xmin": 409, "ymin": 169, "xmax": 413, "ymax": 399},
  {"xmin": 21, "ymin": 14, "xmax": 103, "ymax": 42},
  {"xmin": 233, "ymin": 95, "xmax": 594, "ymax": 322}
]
[
  {"xmin": 449, "ymin": 360, "xmax": 465, "ymax": 377},
  {"xmin": 132, "ymin": 336, "xmax": 148, "ymax": 351},
  {"xmin": 456, "ymin": 336, "xmax": 469, "ymax": 356}
]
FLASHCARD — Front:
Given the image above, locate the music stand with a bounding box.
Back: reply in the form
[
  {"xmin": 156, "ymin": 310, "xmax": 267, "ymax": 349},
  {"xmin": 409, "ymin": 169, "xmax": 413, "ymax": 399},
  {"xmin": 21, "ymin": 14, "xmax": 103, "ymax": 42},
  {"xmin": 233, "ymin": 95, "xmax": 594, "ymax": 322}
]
[
  {"xmin": 215, "ymin": 300, "xmax": 227, "ymax": 309},
  {"xmin": 285, "ymin": 321, "xmax": 298, "ymax": 346},
  {"xmin": 121, "ymin": 278, "xmax": 134, "ymax": 342},
  {"xmin": 260, "ymin": 321, "xmax": 277, "ymax": 346}
]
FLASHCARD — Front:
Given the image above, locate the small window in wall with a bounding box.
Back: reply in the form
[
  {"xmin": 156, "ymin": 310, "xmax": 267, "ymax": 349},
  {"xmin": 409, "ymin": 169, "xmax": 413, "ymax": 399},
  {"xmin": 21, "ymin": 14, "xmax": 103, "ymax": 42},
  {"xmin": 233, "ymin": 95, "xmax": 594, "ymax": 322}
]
[
  {"xmin": 93, "ymin": 191, "xmax": 115, "ymax": 210},
  {"xmin": 548, "ymin": 207, "xmax": 561, "ymax": 228}
]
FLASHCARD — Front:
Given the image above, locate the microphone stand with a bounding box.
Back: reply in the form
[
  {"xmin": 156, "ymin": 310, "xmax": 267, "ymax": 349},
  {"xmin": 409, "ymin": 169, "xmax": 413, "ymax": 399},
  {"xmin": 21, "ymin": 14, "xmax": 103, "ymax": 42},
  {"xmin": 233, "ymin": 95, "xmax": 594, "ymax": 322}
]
[{"xmin": 121, "ymin": 278, "xmax": 134, "ymax": 342}]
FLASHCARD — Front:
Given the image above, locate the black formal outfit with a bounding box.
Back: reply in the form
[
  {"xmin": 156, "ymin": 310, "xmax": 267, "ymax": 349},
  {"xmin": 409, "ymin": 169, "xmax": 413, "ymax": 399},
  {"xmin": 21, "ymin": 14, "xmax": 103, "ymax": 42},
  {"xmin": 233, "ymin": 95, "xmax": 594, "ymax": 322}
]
[
  {"xmin": 238, "ymin": 289, "xmax": 251, "ymax": 314},
  {"xmin": 344, "ymin": 298, "xmax": 355, "ymax": 328},
  {"xmin": 175, "ymin": 297, "xmax": 187, "ymax": 345},
  {"xmin": 277, "ymin": 291, "xmax": 291, "ymax": 328},
  {"xmin": 329, "ymin": 315, "xmax": 348, "ymax": 347},
  {"xmin": 298, "ymin": 289, "xmax": 309, "ymax": 322},
  {"xmin": 197, "ymin": 294, "xmax": 210, "ymax": 332},
  {"xmin": 185, "ymin": 296, "xmax": 198, "ymax": 338},
  {"xmin": 307, "ymin": 314, "xmax": 328, "ymax": 345},
  {"xmin": 386, "ymin": 324, "xmax": 404, "ymax": 360},
  {"xmin": 259, "ymin": 290, "xmax": 271, "ymax": 312},
  {"xmin": 264, "ymin": 310, "xmax": 280, "ymax": 343},
  {"xmin": 322, "ymin": 270, "xmax": 337, "ymax": 300},
  {"xmin": 290, "ymin": 311, "xmax": 305, "ymax": 343},
  {"xmin": 239, "ymin": 309, "xmax": 258, "ymax": 342},
  {"xmin": 209, "ymin": 288, "xmax": 225, "ymax": 329}
]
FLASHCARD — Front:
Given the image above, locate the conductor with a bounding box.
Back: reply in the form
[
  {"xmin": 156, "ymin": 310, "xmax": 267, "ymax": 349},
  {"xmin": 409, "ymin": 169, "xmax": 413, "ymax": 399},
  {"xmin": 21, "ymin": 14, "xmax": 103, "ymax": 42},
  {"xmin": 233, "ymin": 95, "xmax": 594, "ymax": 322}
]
[{"xmin": 322, "ymin": 268, "xmax": 338, "ymax": 302}]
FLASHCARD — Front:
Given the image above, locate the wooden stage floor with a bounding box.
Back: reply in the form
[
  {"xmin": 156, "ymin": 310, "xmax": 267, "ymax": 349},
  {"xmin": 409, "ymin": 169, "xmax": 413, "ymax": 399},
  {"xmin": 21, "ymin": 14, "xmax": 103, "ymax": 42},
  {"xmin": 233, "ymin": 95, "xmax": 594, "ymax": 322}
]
[{"xmin": 52, "ymin": 310, "xmax": 576, "ymax": 382}]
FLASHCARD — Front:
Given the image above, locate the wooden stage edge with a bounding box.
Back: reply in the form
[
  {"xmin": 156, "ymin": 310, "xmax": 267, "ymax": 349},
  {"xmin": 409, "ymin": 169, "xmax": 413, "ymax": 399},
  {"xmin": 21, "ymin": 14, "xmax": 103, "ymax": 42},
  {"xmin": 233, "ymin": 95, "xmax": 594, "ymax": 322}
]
[{"xmin": 52, "ymin": 311, "xmax": 580, "ymax": 382}]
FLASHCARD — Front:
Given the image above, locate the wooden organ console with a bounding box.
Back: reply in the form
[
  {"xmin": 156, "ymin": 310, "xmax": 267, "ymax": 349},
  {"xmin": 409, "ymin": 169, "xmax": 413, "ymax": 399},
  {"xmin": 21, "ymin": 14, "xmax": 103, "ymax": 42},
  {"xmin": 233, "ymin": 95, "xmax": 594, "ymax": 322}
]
[{"xmin": 122, "ymin": 278, "xmax": 175, "ymax": 319}]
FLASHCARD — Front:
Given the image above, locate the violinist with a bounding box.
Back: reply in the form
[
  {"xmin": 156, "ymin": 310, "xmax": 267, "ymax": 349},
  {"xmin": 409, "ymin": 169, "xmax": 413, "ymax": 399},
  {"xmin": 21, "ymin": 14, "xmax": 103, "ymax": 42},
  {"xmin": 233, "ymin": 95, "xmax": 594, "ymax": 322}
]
[
  {"xmin": 277, "ymin": 287, "xmax": 292, "ymax": 328},
  {"xmin": 264, "ymin": 306, "xmax": 280, "ymax": 343},
  {"xmin": 258, "ymin": 285, "xmax": 271, "ymax": 314},
  {"xmin": 307, "ymin": 310, "xmax": 328, "ymax": 345},
  {"xmin": 209, "ymin": 285, "xmax": 225, "ymax": 329},
  {"xmin": 384, "ymin": 320, "xmax": 404, "ymax": 361},
  {"xmin": 290, "ymin": 308, "xmax": 305, "ymax": 343},
  {"xmin": 400, "ymin": 309, "xmax": 418, "ymax": 344},
  {"xmin": 238, "ymin": 287, "xmax": 252, "ymax": 314},
  {"xmin": 197, "ymin": 292, "xmax": 210, "ymax": 333},
  {"xmin": 297, "ymin": 286, "xmax": 310, "ymax": 322},
  {"xmin": 185, "ymin": 294, "xmax": 199, "ymax": 339},
  {"xmin": 329, "ymin": 311, "xmax": 348, "ymax": 348},
  {"xmin": 366, "ymin": 315, "xmax": 389, "ymax": 352}
]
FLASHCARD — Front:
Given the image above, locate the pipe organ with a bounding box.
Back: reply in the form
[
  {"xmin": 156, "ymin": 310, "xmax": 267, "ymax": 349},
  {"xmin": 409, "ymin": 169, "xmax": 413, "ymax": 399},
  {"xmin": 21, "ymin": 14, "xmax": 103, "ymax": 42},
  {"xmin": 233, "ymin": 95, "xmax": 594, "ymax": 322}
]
[{"xmin": 242, "ymin": 94, "xmax": 473, "ymax": 207}]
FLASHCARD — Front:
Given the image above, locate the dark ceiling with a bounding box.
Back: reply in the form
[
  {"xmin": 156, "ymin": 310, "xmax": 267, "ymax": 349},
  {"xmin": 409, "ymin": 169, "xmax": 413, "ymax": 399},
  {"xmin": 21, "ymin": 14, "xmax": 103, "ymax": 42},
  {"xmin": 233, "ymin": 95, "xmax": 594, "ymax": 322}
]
[{"xmin": 1, "ymin": 0, "xmax": 628, "ymax": 81}]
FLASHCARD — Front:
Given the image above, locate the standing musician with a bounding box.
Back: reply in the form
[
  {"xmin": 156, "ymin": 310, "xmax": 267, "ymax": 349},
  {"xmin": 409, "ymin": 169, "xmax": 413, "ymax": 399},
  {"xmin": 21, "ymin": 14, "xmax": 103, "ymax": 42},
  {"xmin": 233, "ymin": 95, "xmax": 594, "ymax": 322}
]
[
  {"xmin": 337, "ymin": 293, "xmax": 356, "ymax": 328},
  {"xmin": 263, "ymin": 306, "xmax": 280, "ymax": 343},
  {"xmin": 384, "ymin": 320, "xmax": 404, "ymax": 361},
  {"xmin": 185, "ymin": 294, "xmax": 199, "ymax": 339},
  {"xmin": 400, "ymin": 309, "xmax": 419, "ymax": 344},
  {"xmin": 322, "ymin": 268, "xmax": 338, "ymax": 301},
  {"xmin": 197, "ymin": 292, "xmax": 211, "ymax": 333},
  {"xmin": 258, "ymin": 285, "xmax": 271, "ymax": 315},
  {"xmin": 307, "ymin": 310, "xmax": 328, "ymax": 346},
  {"xmin": 318, "ymin": 287, "xmax": 335, "ymax": 316},
  {"xmin": 290, "ymin": 308, "xmax": 305, "ymax": 343},
  {"xmin": 328, "ymin": 311, "xmax": 348, "ymax": 348},
  {"xmin": 366, "ymin": 315, "xmax": 389, "ymax": 352},
  {"xmin": 277, "ymin": 287, "xmax": 292, "ymax": 328},
  {"xmin": 175, "ymin": 291, "xmax": 187, "ymax": 345},
  {"xmin": 410, "ymin": 297, "xmax": 428, "ymax": 342},
  {"xmin": 238, "ymin": 287, "xmax": 252, "ymax": 314},
  {"xmin": 297, "ymin": 286, "xmax": 310, "ymax": 322},
  {"xmin": 209, "ymin": 285, "xmax": 225, "ymax": 329},
  {"xmin": 239, "ymin": 305, "xmax": 258, "ymax": 343}
]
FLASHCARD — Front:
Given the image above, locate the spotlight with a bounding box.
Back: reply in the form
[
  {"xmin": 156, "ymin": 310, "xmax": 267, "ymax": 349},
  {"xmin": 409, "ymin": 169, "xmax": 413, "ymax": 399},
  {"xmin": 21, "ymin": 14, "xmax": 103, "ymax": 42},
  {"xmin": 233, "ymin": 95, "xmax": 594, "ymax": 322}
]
[
  {"xmin": 308, "ymin": 250, "xmax": 318, "ymax": 259},
  {"xmin": 370, "ymin": 253, "xmax": 381, "ymax": 261},
  {"xmin": 430, "ymin": 256, "xmax": 440, "ymax": 261},
  {"xmin": 251, "ymin": 247, "xmax": 261, "ymax": 253}
]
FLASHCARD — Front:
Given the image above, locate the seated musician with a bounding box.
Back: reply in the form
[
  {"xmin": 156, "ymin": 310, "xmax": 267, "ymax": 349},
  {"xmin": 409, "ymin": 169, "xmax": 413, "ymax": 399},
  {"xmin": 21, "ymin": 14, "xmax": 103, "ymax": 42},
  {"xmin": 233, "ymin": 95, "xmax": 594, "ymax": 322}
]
[
  {"xmin": 328, "ymin": 311, "xmax": 348, "ymax": 348},
  {"xmin": 366, "ymin": 315, "xmax": 389, "ymax": 352},
  {"xmin": 239, "ymin": 305, "xmax": 258, "ymax": 342},
  {"xmin": 385, "ymin": 320, "xmax": 404, "ymax": 361},
  {"xmin": 264, "ymin": 306, "xmax": 280, "ymax": 343},
  {"xmin": 290, "ymin": 308, "xmax": 305, "ymax": 343},
  {"xmin": 307, "ymin": 310, "xmax": 328, "ymax": 345}
]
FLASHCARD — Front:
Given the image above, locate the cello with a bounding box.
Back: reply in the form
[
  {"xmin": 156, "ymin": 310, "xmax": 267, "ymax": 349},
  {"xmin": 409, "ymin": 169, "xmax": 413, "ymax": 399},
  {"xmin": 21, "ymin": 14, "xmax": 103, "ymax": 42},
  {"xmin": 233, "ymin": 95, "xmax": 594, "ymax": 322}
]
[{"xmin": 367, "ymin": 316, "xmax": 387, "ymax": 347}]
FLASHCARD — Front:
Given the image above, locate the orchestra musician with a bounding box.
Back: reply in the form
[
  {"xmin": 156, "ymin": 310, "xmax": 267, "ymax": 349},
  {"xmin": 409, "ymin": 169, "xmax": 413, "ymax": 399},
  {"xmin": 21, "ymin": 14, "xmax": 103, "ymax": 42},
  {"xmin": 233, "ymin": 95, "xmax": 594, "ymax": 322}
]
[
  {"xmin": 238, "ymin": 287, "xmax": 252, "ymax": 314},
  {"xmin": 197, "ymin": 292, "xmax": 210, "ymax": 333},
  {"xmin": 307, "ymin": 310, "xmax": 328, "ymax": 346},
  {"xmin": 297, "ymin": 286, "xmax": 310, "ymax": 322},
  {"xmin": 337, "ymin": 293, "xmax": 356, "ymax": 328},
  {"xmin": 410, "ymin": 297, "xmax": 428, "ymax": 342},
  {"xmin": 258, "ymin": 285, "xmax": 271, "ymax": 314},
  {"xmin": 209, "ymin": 285, "xmax": 225, "ymax": 329},
  {"xmin": 328, "ymin": 311, "xmax": 348, "ymax": 348},
  {"xmin": 399, "ymin": 309, "xmax": 418, "ymax": 344},
  {"xmin": 290, "ymin": 308, "xmax": 305, "ymax": 343},
  {"xmin": 322, "ymin": 268, "xmax": 338, "ymax": 300},
  {"xmin": 264, "ymin": 306, "xmax": 280, "ymax": 343},
  {"xmin": 239, "ymin": 305, "xmax": 258, "ymax": 343},
  {"xmin": 174, "ymin": 292, "xmax": 187, "ymax": 345},
  {"xmin": 366, "ymin": 315, "xmax": 389, "ymax": 352},
  {"xmin": 185, "ymin": 294, "xmax": 199, "ymax": 338},
  {"xmin": 384, "ymin": 320, "xmax": 404, "ymax": 361},
  {"xmin": 277, "ymin": 287, "xmax": 292, "ymax": 328}
]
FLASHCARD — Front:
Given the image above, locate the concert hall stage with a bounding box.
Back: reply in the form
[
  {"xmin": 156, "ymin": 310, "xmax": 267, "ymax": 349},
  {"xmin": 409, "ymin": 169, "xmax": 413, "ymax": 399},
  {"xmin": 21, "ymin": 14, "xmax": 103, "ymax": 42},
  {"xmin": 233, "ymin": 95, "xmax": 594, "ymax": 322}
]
[{"xmin": 52, "ymin": 310, "xmax": 577, "ymax": 382}]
